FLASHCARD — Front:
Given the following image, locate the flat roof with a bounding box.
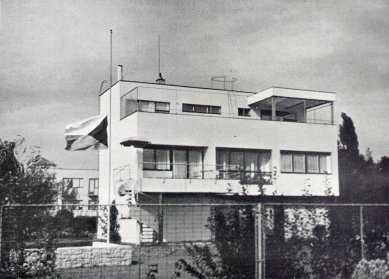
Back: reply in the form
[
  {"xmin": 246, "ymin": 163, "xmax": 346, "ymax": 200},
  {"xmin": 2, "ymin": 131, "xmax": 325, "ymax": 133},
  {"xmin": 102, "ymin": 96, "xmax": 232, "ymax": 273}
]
[
  {"xmin": 99, "ymin": 79, "xmax": 257, "ymax": 96},
  {"xmin": 247, "ymin": 87, "xmax": 336, "ymax": 105}
]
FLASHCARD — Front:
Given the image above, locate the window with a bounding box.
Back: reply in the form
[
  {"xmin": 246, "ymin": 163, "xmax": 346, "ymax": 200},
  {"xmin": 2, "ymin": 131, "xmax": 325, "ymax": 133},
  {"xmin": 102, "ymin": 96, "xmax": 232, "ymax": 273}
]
[
  {"xmin": 281, "ymin": 152, "xmax": 331, "ymax": 174},
  {"xmin": 88, "ymin": 178, "xmax": 99, "ymax": 195},
  {"xmin": 62, "ymin": 178, "xmax": 82, "ymax": 188},
  {"xmin": 143, "ymin": 147, "xmax": 204, "ymax": 179},
  {"xmin": 139, "ymin": 100, "xmax": 170, "ymax": 113},
  {"xmin": 182, "ymin": 104, "xmax": 221, "ymax": 114},
  {"xmin": 216, "ymin": 148, "xmax": 271, "ymax": 182},
  {"xmin": 120, "ymin": 89, "xmax": 170, "ymax": 119},
  {"xmin": 238, "ymin": 108, "xmax": 250, "ymax": 117},
  {"xmin": 155, "ymin": 102, "xmax": 170, "ymax": 113},
  {"xmin": 143, "ymin": 149, "xmax": 171, "ymax": 170}
]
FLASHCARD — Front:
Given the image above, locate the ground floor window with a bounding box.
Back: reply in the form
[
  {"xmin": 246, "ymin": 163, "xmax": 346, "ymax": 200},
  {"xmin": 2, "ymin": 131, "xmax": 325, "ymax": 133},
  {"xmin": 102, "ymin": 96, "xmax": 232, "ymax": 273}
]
[
  {"xmin": 281, "ymin": 151, "xmax": 331, "ymax": 174},
  {"xmin": 216, "ymin": 148, "xmax": 271, "ymax": 183},
  {"xmin": 143, "ymin": 146, "xmax": 204, "ymax": 179}
]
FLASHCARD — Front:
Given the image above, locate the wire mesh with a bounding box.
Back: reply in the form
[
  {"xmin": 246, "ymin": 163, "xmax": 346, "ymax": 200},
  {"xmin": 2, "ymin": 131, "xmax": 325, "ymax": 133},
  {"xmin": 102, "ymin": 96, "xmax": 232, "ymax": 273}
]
[
  {"xmin": 263, "ymin": 203, "xmax": 389, "ymax": 279},
  {"xmin": 0, "ymin": 203, "xmax": 257, "ymax": 279}
]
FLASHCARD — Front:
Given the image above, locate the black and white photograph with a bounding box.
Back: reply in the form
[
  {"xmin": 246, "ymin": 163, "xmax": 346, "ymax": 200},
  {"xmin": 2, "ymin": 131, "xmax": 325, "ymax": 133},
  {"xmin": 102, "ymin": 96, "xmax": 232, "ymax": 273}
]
[{"xmin": 1, "ymin": 1, "xmax": 389, "ymax": 278}]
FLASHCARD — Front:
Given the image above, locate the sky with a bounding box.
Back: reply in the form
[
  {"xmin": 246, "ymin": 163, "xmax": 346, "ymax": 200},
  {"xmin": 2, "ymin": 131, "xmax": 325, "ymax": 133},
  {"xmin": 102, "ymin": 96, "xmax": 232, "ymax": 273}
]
[{"xmin": 1, "ymin": 0, "xmax": 389, "ymax": 169}]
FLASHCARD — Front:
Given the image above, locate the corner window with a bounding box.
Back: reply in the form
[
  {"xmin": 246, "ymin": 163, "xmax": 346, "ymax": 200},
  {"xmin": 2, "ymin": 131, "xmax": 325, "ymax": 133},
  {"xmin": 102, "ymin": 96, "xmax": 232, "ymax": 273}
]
[
  {"xmin": 238, "ymin": 108, "xmax": 250, "ymax": 117},
  {"xmin": 281, "ymin": 152, "xmax": 331, "ymax": 174},
  {"xmin": 182, "ymin": 104, "xmax": 221, "ymax": 114}
]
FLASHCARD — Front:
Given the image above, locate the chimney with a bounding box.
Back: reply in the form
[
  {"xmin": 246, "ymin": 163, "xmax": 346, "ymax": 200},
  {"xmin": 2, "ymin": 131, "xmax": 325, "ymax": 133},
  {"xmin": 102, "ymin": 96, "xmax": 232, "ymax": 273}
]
[{"xmin": 117, "ymin": 65, "xmax": 123, "ymax": 81}]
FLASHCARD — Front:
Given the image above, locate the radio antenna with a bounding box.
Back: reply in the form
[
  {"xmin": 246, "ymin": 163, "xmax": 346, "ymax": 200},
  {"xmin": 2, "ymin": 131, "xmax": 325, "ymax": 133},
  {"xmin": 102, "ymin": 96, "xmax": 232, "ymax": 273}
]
[{"xmin": 156, "ymin": 34, "xmax": 165, "ymax": 84}]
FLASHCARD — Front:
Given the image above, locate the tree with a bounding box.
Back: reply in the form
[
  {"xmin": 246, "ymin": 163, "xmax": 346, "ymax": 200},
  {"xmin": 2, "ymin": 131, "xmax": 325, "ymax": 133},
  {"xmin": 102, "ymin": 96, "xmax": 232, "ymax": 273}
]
[{"xmin": 0, "ymin": 138, "xmax": 59, "ymax": 278}]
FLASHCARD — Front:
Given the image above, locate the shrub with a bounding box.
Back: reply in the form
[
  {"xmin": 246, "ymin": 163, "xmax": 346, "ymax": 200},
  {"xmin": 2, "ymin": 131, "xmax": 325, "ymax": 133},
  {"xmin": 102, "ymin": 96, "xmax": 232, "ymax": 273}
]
[{"xmin": 352, "ymin": 259, "xmax": 389, "ymax": 279}]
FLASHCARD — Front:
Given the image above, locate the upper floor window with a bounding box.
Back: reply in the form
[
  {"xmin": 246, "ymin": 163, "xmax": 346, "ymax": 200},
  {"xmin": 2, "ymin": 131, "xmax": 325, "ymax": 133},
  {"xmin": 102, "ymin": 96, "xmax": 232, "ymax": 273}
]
[
  {"xmin": 120, "ymin": 86, "xmax": 170, "ymax": 119},
  {"xmin": 182, "ymin": 104, "xmax": 221, "ymax": 114},
  {"xmin": 281, "ymin": 151, "xmax": 331, "ymax": 174},
  {"xmin": 238, "ymin": 108, "xmax": 251, "ymax": 117},
  {"xmin": 139, "ymin": 100, "xmax": 170, "ymax": 113}
]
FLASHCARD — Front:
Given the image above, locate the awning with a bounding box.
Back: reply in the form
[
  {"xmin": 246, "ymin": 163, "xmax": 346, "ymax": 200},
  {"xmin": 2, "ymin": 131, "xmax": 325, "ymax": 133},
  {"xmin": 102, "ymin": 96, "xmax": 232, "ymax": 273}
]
[{"xmin": 120, "ymin": 136, "xmax": 151, "ymax": 148}]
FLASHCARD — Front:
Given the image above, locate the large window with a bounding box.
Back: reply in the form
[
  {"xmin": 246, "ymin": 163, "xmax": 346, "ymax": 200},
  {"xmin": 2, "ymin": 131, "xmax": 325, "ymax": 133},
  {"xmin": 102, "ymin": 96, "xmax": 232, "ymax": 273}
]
[
  {"xmin": 182, "ymin": 104, "xmax": 221, "ymax": 114},
  {"xmin": 143, "ymin": 147, "xmax": 203, "ymax": 179},
  {"xmin": 143, "ymin": 149, "xmax": 171, "ymax": 170},
  {"xmin": 281, "ymin": 151, "xmax": 331, "ymax": 174},
  {"xmin": 216, "ymin": 148, "xmax": 271, "ymax": 183}
]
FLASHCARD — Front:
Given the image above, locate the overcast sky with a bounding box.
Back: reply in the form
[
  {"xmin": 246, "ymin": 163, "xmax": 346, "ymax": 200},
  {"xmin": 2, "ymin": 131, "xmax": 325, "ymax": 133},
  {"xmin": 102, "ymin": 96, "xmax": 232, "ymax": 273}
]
[{"xmin": 1, "ymin": 0, "xmax": 389, "ymax": 168}]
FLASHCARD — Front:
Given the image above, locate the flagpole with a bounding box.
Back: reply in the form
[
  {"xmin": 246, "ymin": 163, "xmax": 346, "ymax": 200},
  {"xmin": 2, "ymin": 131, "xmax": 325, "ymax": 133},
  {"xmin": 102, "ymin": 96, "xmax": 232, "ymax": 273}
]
[{"xmin": 107, "ymin": 29, "xmax": 113, "ymax": 244}]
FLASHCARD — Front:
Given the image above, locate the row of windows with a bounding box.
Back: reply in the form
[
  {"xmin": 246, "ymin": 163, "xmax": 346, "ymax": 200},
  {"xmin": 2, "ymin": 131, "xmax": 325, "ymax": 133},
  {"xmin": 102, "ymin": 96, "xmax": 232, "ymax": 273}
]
[
  {"xmin": 122, "ymin": 94, "xmax": 256, "ymax": 117},
  {"xmin": 182, "ymin": 104, "xmax": 221, "ymax": 114},
  {"xmin": 143, "ymin": 148, "xmax": 203, "ymax": 179},
  {"xmin": 280, "ymin": 152, "xmax": 331, "ymax": 174},
  {"xmin": 143, "ymin": 148, "xmax": 331, "ymax": 175},
  {"xmin": 62, "ymin": 178, "xmax": 99, "ymax": 194}
]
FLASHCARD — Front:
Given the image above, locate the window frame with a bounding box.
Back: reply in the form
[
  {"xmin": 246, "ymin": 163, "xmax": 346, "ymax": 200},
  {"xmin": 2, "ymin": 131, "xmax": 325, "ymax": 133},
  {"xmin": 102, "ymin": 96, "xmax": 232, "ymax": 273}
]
[
  {"xmin": 62, "ymin": 178, "xmax": 83, "ymax": 188},
  {"xmin": 216, "ymin": 148, "xmax": 272, "ymax": 181},
  {"xmin": 238, "ymin": 108, "xmax": 251, "ymax": 117},
  {"xmin": 88, "ymin": 178, "xmax": 99, "ymax": 195},
  {"xmin": 142, "ymin": 146, "xmax": 205, "ymax": 179},
  {"xmin": 182, "ymin": 103, "xmax": 222, "ymax": 115},
  {"xmin": 143, "ymin": 148, "xmax": 173, "ymax": 171},
  {"xmin": 138, "ymin": 100, "xmax": 170, "ymax": 113},
  {"xmin": 280, "ymin": 151, "xmax": 331, "ymax": 174}
]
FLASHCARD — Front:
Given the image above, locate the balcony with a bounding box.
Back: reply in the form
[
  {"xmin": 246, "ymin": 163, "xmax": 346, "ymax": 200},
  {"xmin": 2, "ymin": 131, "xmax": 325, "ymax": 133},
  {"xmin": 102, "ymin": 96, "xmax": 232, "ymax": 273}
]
[
  {"xmin": 120, "ymin": 85, "xmax": 335, "ymax": 126},
  {"xmin": 247, "ymin": 87, "xmax": 336, "ymax": 125},
  {"xmin": 141, "ymin": 163, "xmax": 272, "ymax": 185}
]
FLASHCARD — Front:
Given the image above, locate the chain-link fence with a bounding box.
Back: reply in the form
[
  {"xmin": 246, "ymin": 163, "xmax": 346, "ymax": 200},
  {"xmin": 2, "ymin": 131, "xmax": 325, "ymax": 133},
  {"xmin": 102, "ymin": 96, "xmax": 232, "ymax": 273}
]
[
  {"xmin": 3, "ymin": 202, "xmax": 389, "ymax": 279},
  {"xmin": 0, "ymin": 203, "xmax": 257, "ymax": 279},
  {"xmin": 263, "ymin": 203, "xmax": 389, "ymax": 279}
]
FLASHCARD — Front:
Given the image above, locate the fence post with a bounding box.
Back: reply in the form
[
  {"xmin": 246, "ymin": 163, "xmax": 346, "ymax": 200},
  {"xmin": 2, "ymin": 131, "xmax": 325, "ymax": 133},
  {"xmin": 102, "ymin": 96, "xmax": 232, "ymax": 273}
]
[
  {"xmin": 359, "ymin": 205, "xmax": 364, "ymax": 259},
  {"xmin": 255, "ymin": 203, "xmax": 264, "ymax": 279},
  {"xmin": 0, "ymin": 206, "xmax": 2, "ymax": 264}
]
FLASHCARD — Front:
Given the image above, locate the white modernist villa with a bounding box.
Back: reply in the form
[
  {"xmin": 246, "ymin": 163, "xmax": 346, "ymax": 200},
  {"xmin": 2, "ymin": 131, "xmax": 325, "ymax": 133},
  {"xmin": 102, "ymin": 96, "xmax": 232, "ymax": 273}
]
[{"xmin": 98, "ymin": 70, "xmax": 338, "ymax": 243}]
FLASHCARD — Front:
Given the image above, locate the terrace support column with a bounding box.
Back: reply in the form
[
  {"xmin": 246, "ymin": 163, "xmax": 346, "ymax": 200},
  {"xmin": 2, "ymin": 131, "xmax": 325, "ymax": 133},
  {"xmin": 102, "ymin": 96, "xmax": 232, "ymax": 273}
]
[{"xmin": 271, "ymin": 97, "xmax": 276, "ymax": 121}]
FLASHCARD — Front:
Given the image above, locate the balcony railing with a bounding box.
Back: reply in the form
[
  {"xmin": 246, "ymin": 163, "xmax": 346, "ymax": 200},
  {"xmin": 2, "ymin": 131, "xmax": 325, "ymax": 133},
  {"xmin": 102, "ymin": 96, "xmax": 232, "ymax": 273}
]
[{"xmin": 141, "ymin": 163, "xmax": 272, "ymax": 184}]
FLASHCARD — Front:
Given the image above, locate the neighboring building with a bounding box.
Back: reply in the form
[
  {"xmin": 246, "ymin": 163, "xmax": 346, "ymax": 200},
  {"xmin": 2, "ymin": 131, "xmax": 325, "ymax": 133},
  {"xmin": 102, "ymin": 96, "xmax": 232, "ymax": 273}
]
[
  {"xmin": 52, "ymin": 168, "xmax": 99, "ymax": 217},
  {"xmin": 98, "ymin": 72, "xmax": 338, "ymax": 243}
]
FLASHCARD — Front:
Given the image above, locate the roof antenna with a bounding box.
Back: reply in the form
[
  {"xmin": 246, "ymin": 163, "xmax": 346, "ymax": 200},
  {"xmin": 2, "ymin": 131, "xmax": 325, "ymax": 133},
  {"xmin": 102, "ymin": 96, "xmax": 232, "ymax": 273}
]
[{"xmin": 156, "ymin": 35, "xmax": 165, "ymax": 84}]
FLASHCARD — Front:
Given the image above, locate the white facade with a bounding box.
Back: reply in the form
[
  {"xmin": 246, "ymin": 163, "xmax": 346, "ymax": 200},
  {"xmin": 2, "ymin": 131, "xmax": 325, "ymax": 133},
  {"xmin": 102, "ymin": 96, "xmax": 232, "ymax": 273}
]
[
  {"xmin": 98, "ymin": 81, "xmax": 339, "ymax": 206},
  {"xmin": 52, "ymin": 168, "xmax": 99, "ymax": 216}
]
